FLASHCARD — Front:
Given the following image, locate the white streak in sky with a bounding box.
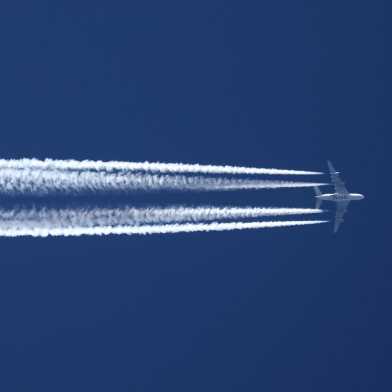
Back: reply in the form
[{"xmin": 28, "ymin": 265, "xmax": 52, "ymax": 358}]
[
  {"xmin": 0, "ymin": 205, "xmax": 323, "ymax": 228},
  {"xmin": 0, "ymin": 169, "xmax": 326, "ymax": 196},
  {"xmin": 0, "ymin": 220, "xmax": 328, "ymax": 238},
  {"xmin": 0, "ymin": 158, "xmax": 323, "ymax": 176}
]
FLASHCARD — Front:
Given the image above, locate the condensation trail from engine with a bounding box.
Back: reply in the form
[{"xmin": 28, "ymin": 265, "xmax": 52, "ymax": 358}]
[
  {"xmin": 0, "ymin": 158, "xmax": 323, "ymax": 176},
  {"xmin": 0, "ymin": 168, "xmax": 326, "ymax": 196},
  {"xmin": 0, "ymin": 204, "xmax": 324, "ymax": 230},
  {"xmin": 0, "ymin": 219, "xmax": 328, "ymax": 238}
]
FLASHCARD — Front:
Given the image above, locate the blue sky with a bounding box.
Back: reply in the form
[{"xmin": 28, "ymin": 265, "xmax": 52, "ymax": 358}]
[{"xmin": 0, "ymin": 1, "xmax": 388, "ymax": 391}]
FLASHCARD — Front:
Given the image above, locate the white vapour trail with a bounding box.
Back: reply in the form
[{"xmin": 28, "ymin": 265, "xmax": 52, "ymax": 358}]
[
  {"xmin": 0, "ymin": 169, "xmax": 326, "ymax": 196},
  {"xmin": 0, "ymin": 220, "xmax": 328, "ymax": 238},
  {"xmin": 0, "ymin": 205, "xmax": 323, "ymax": 228},
  {"xmin": 0, "ymin": 158, "xmax": 323, "ymax": 176}
]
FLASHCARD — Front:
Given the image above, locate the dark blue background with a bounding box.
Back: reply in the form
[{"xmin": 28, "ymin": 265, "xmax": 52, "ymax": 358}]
[{"xmin": 0, "ymin": 1, "xmax": 389, "ymax": 391}]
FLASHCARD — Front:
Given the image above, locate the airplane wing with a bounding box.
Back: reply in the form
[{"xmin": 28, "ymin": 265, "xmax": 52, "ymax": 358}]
[
  {"xmin": 334, "ymin": 200, "xmax": 350, "ymax": 233},
  {"xmin": 328, "ymin": 161, "xmax": 349, "ymax": 195}
]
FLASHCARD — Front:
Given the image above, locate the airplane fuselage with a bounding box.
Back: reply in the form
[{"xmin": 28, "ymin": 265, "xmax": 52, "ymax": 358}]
[{"xmin": 316, "ymin": 193, "xmax": 364, "ymax": 202}]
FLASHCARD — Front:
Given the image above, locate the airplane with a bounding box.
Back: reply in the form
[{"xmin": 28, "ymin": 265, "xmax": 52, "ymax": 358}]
[{"xmin": 314, "ymin": 161, "xmax": 364, "ymax": 233}]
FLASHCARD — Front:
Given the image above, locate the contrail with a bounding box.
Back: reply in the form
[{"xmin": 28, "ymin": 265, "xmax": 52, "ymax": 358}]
[
  {"xmin": 0, "ymin": 220, "xmax": 328, "ymax": 238},
  {"xmin": 0, "ymin": 158, "xmax": 323, "ymax": 176},
  {"xmin": 0, "ymin": 204, "xmax": 323, "ymax": 228},
  {"xmin": 0, "ymin": 168, "xmax": 326, "ymax": 196}
]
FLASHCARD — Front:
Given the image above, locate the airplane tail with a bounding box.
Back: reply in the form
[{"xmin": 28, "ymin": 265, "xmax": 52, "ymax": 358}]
[
  {"xmin": 314, "ymin": 187, "xmax": 322, "ymax": 209},
  {"xmin": 327, "ymin": 160, "xmax": 340, "ymax": 174}
]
